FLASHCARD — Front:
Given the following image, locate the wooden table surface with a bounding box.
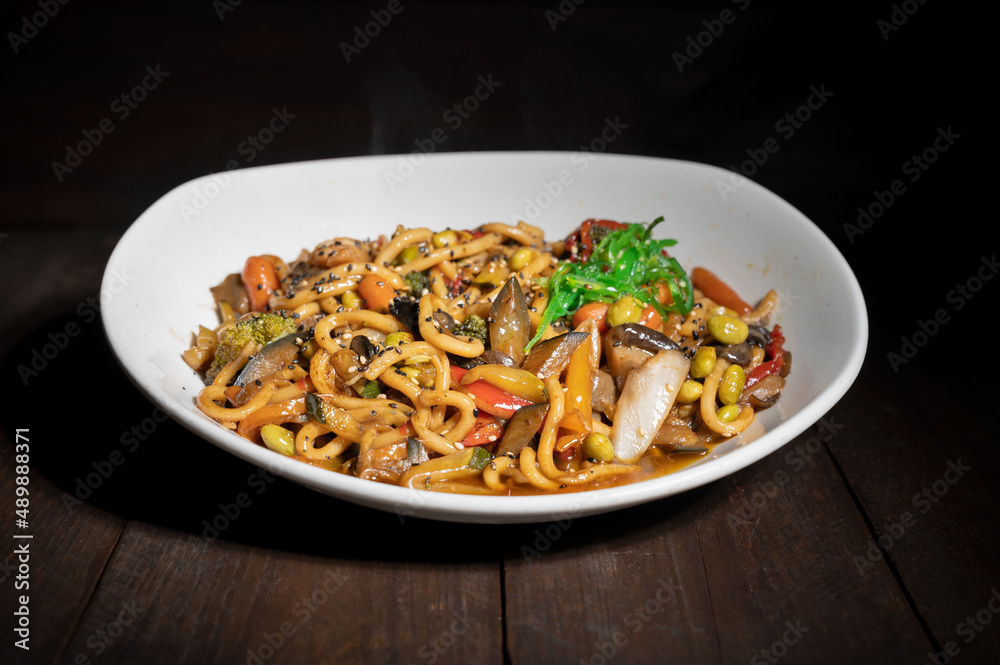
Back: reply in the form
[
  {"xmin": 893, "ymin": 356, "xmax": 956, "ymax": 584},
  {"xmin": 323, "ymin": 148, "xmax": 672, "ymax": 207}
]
[{"xmin": 1, "ymin": 3, "xmax": 993, "ymax": 664}]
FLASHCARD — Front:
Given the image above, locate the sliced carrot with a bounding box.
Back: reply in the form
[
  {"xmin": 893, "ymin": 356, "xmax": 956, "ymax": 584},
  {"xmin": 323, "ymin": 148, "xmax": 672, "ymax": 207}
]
[
  {"xmin": 243, "ymin": 256, "xmax": 280, "ymax": 311},
  {"xmin": 690, "ymin": 267, "xmax": 752, "ymax": 315},
  {"xmin": 358, "ymin": 274, "xmax": 397, "ymax": 313},
  {"xmin": 571, "ymin": 302, "xmax": 609, "ymax": 333},
  {"xmin": 638, "ymin": 304, "xmax": 663, "ymax": 330}
]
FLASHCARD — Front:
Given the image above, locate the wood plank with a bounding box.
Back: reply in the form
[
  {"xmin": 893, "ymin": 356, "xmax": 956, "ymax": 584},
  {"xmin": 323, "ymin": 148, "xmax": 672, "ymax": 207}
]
[
  {"xmin": 503, "ymin": 410, "xmax": 931, "ymax": 664},
  {"xmin": 826, "ymin": 348, "xmax": 1000, "ymax": 662},
  {"xmin": 54, "ymin": 486, "xmax": 504, "ymax": 665},
  {"xmin": 0, "ymin": 435, "xmax": 126, "ymax": 665}
]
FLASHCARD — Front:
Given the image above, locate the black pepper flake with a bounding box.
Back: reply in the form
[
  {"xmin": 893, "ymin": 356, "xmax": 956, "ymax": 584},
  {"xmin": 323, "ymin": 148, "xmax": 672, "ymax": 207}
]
[
  {"xmin": 369, "ymin": 410, "xmax": 377, "ymax": 416},
  {"xmin": 347, "ymin": 264, "xmax": 353, "ymax": 272},
  {"xmin": 337, "ymin": 306, "xmax": 345, "ymax": 313},
  {"xmin": 389, "ymin": 403, "xmax": 398, "ymax": 409},
  {"xmin": 692, "ymin": 331, "xmax": 699, "ymax": 340},
  {"xmin": 257, "ymin": 284, "xmax": 263, "ymax": 290},
  {"xmin": 255, "ymin": 379, "xmax": 262, "ymax": 386},
  {"xmin": 472, "ymin": 408, "xmax": 479, "ymax": 417},
  {"xmin": 365, "ymin": 263, "xmax": 373, "ymax": 271}
]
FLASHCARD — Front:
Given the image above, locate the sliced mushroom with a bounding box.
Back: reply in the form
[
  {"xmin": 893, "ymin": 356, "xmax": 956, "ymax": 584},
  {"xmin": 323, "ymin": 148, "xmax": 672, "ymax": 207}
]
[
  {"xmin": 232, "ymin": 333, "xmax": 301, "ymax": 404},
  {"xmin": 350, "ymin": 335, "xmax": 378, "ymax": 365},
  {"xmin": 715, "ymin": 342, "xmax": 751, "ymax": 366},
  {"xmin": 650, "ymin": 416, "xmax": 700, "ymax": 449},
  {"xmin": 490, "ymin": 277, "xmax": 531, "ymax": 366},
  {"xmin": 494, "ymin": 403, "xmax": 548, "ymax": 457},
  {"xmin": 606, "ymin": 323, "xmax": 679, "ymax": 354},
  {"xmin": 478, "ymin": 349, "xmax": 517, "ymax": 367},
  {"xmin": 311, "ymin": 238, "xmax": 369, "ymax": 268},
  {"xmin": 604, "ymin": 336, "xmax": 653, "ymax": 393},
  {"xmin": 604, "ymin": 323, "xmax": 681, "ymax": 392},
  {"xmin": 591, "ymin": 369, "xmax": 617, "ymax": 420},
  {"xmin": 429, "ymin": 310, "xmax": 455, "ymax": 333},
  {"xmin": 210, "ymin": 273, "xmax": 250, "ymax": 316},
  {"xmin": 747, "ymin": 323, "xmax": 771, "ymax": 348},
  {"xmin": 779, "ymin": 351, "xmax": 792, "ymax": 378},
  {"xmin": 739, "ymin": 374, "xmax": 785, "ymax": 409},
  {"xmin": 521, "ymin": 332, "xmax": 589, "ymax": 379}
]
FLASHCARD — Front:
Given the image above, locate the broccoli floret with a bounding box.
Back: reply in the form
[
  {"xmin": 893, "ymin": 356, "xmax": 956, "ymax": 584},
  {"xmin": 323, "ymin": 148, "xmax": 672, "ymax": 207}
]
[
  {"xmin": 402, "ymin": 270, "xmax": 430, "ymax": 295},
  {"xmin": 453, "ymin": 314, "xmax": 488, "ymax": 346},
  {"xmin": 207, "ymin": 312, "xmax": 298, "ymax": 381}
]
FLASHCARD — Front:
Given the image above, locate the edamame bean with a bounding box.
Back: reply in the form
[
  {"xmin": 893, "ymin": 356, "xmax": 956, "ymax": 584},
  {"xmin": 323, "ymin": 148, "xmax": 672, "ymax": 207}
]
[
  {"xmin": 707, "ymin": 315, "xmax": 749, "ymax": 345},
  {"xmin": 583, "ymin": 432, "xmax": 614, "ymax": 462},
  {"xmin": 690, "ymin": 346, "xmax": 717, "ymax": 379},
  {"xmin": 607, "ymin": 296, "xmax": 643, "ymax": 327},
  {"xmin": 718, "ymin": 364, "xmax": 745, "ymax": 405}
]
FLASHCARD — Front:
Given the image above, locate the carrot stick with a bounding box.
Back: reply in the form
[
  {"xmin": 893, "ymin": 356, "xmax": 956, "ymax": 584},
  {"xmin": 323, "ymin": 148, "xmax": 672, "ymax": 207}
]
[
  {"xmin": 691, "ymin": 267, "xmax": 752, "ymax": 315},
  {"xmin": 243, "ymin": 256, "xmax": 280, "ymax": 311}
]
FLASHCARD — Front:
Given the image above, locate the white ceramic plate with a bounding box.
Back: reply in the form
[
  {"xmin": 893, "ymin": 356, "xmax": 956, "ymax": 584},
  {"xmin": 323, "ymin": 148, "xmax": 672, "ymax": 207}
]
[{"xmin": 102, "ymin": 152, "xmax": 867, "ymax": 524}]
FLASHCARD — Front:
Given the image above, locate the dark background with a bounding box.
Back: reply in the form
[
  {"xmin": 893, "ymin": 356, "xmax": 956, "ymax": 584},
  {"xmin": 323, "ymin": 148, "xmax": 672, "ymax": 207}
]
[{"xmin": 0, "ymin": 2, "xmax": 993, "ymax": 664}]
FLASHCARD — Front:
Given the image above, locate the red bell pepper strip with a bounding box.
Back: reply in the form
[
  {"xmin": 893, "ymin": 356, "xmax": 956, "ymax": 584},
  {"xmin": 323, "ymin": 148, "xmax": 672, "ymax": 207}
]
[
  {"xmin": 461, "ymin": 413, "xmax": 506, "ymax": 448},
  {"xmin": 449, "ymin": 366, "xmax": 534, "ymax": 419},
  {"xmin": 745, "ymin": 325, "xmax": 785, "ymax": 388},
  {"xmin": 566, "ymin": 219, "xmax": 628, "ymax": 262}
]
